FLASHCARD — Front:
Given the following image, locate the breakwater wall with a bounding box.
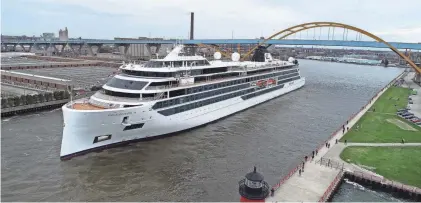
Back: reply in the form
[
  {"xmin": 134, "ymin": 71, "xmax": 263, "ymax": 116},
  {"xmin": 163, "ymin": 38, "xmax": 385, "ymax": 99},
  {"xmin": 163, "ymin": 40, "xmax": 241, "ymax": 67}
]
[{"xmin": 1, "ymin": 99, "xmax": 69, "ymax": 117}]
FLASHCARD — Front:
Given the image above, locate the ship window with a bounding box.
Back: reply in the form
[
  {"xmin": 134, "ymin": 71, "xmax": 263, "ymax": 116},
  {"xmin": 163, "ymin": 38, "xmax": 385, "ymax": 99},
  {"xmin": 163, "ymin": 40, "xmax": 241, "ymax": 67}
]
[
  {"xmin": 122, "ymin": 116, "xmax": 129, "ymax": 124},
  {"xmin": 106, "ymin": 77, "xmax": 148, "ymax": 90},
  {"xmin": 202, "ymin": 67, "xmax": 228, "ymax": 74},
  {"xmin": 162, "ymin": 100, "xmax": 168, "ymax": 106},
  {"xmin": 144, "ymin": 61, "xmax": 162, "ymax": 68},
  {"xmin": 123, "ymin": 123, "xmax": 145, "ymax": 131},
  {"xmin": 169, "ymin": 89, "xmax": 185, "ymax": 97},
  {"xmin": 122, "ymin": 70, "xmax": 174, "ymax": 77},
  {"xmin": 93, "ymin": 134, "xmax": 112, "ymax": 143},
  {"xmin": 103, "ymin": 89, "xmax": 140, "ymax": 98},
  {"xmin": 174, "ymin": 61, "xmax": 183, "ymax": 67},
  {"xmin": 149, "ymin": 81, "xmax": 171, "ymax": 86}
]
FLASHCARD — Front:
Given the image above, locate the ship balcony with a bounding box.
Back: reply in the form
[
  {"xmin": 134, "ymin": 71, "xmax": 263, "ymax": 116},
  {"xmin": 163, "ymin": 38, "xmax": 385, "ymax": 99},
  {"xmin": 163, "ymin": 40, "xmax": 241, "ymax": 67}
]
[{"xmin": 142, "ymin": 65, "xmax": 296, "ymax": 91}]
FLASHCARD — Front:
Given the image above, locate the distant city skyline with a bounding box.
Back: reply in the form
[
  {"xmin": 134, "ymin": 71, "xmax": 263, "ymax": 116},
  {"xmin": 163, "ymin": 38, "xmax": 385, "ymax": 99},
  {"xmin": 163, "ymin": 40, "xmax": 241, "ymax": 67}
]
[{"xmin": 1, "ymin": 0, "xmax": 421, "ymax": 42}]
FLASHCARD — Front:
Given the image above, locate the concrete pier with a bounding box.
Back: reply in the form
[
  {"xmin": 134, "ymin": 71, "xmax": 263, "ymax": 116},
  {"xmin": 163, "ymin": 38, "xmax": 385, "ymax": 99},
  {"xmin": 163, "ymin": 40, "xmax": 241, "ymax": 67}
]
[
  {"xmin": 266, "ymin": 71, "xmax": 407, "ymax": 202},
  {"xmin": 266, "ymin": 163, "xmax": 342, "ymax": 202}
]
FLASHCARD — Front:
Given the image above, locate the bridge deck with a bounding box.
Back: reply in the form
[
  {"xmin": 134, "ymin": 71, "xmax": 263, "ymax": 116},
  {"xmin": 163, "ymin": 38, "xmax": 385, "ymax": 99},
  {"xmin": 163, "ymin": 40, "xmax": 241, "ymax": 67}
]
[{"xmin": 3, "ymin": 39, "xmax": 421, "ymax": 50}]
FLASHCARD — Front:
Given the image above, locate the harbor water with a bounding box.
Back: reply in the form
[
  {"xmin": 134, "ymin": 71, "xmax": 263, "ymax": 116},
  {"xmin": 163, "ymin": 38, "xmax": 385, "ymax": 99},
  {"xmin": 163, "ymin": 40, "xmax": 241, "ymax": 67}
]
[
  {"xmin": 1, "ymin": 60, "xmax": 403, "ymax": 201},
  {"xmin": 332, "ymin": 180, "xmax": 409, "ymax": 202}
]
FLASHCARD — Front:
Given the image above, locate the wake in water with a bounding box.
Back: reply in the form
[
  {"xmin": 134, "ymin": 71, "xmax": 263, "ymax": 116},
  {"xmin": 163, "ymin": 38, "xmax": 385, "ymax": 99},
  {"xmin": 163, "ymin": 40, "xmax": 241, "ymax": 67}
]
[
  {"xmin": 2, "ymin": 116, "xmax": 18, "ymax": 122},
  {"xmin": 343, "ymin": 178, "xmax": 407, "ymax": 202},
  {"xmin": 344, "ymin": 178, "xmax": 365, "ymax": 190},
  {"xmin": 48, "ymin": 108, "xmax": 61, "ymax": 113},
  {"xmin": 1, "ymin": 113, "xmax": 41, "ymax": 122}
]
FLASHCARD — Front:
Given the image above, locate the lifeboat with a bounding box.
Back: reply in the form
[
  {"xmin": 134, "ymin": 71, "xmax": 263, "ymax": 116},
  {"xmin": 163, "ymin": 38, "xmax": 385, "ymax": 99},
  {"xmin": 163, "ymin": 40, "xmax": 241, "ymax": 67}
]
[
  {"xmin": 267, "ymin": 78, "xmax": 276, "ymax": 85},
  {"xmin": 256, "ymin": 80, "xmax": 267, "ymax": 88}
]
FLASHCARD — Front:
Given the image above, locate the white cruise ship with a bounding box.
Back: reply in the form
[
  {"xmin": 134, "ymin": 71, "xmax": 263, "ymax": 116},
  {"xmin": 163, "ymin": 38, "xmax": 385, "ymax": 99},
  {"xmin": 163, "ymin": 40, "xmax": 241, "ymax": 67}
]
[{"xmin": 60, "ymin": 44, "xmax": 305, "ymax": 160}]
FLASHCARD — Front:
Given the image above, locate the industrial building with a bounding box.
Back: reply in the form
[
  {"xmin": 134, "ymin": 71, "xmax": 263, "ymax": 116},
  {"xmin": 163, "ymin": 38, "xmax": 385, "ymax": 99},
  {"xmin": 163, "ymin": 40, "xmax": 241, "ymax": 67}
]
[{"xmin": 114, "ymin": 37, "xmax": 173, "ymax": 60}]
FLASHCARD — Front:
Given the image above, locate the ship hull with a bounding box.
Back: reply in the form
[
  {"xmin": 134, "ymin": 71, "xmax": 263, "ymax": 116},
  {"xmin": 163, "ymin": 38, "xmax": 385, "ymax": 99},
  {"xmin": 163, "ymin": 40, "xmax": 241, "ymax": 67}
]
[{"xmin": 60, "ymin": 78, "xmax": 305, "ymax": 160}]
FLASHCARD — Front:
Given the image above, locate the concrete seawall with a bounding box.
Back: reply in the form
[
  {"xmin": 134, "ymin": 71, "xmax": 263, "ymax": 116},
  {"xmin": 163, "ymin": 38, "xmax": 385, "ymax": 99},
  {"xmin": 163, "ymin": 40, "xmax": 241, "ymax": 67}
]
[
  {"xmin": 343, "ymin": 171, "xmax": 421, "ymax": 201},
  {"xmin": 266, "ymin": 71, "xmax": 412, "ymax": 202},
  {"xmin": 1, "ymin": 99, "xmax": 69, "ymax": 117},
  {"xmin": 1, "ymin": 62, "xmax": 102, "ymax": 70}
]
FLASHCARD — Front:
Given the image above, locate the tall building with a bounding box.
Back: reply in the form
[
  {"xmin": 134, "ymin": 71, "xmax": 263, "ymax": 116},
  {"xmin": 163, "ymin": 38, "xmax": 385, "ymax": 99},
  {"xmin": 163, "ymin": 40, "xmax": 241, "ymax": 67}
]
[
  {"xmin": 59, "ymin": 27, "xmax": 69, "ymax": 41},
  {"xmin": 58, "ymin": 27, "xmax": 69, "ymax": 53}
]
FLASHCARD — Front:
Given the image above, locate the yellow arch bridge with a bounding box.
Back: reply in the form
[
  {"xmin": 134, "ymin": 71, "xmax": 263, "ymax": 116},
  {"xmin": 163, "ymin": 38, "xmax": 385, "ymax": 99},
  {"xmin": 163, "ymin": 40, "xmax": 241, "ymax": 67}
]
[{"xmin": 204, "ymin": 22, "xmax": 421, "ymax": 74}]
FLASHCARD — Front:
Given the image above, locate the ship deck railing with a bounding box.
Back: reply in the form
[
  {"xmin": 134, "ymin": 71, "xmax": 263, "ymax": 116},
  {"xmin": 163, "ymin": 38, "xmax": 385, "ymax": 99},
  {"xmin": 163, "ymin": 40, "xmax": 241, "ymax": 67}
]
[
  {"xmin": 92, "ymin": 91, "xmax": 141, "ymax": 103},
  {"xmin": 144, "ymin": 64, "xmax": 295, "ymax": 91},
  {"xmin": 67, "ymin": 97, "xmax": 120, "ymax": 110}
]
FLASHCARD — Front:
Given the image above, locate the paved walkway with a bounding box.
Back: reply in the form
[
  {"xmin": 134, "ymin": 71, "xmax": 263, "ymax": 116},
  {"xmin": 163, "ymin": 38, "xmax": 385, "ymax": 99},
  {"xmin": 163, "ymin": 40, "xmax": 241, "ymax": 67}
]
[
  {"xmin": 318, "ymin": 72, "xmax": 421, "ymax": 193},
  {"xmin": 266, "ymin": 162, "xmax": 340, "ymax": 202},
  {"xmin": 267, "ymin": 72, "xmax": 421, "ymax": 202},
  {"xmin": 267, "ymin": 71, "xmax": 403, "ymax": 202},
  {"xmin": 402, "ymin": 72, "xmax": 421, "ymax": 118}
]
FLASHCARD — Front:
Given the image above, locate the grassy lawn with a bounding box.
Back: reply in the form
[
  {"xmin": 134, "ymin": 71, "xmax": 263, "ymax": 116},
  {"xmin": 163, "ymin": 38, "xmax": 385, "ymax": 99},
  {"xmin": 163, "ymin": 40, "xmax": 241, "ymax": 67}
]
[
  {"xmin": 340, "ymin": 113, "xmax": 421, "ymax": 143},
  {"xmin": 340, "ymin": 146, "xmax": 421, "ymax": 188},
  {"xmin": 340, "ymin": 87, "xmax": 421, "ymax": 143},
  {"xmin": 370, "ymin": 86, "xmax": 411, "ymax": 113}
]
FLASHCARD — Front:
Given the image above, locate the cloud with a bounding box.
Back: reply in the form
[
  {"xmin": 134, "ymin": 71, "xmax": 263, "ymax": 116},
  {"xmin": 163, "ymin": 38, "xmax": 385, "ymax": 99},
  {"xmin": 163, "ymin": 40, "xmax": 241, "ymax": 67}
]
[
  {"xmin": 374, "ymin": 27, "xmax": 421, "ymax": 42},
  {"xmin": 2, "ymin": 0, "xmax": 421, "ymax": 42},
  {"xmin": 374, "ymin": 27, "xmax": 421, "ymax": 36},
  {"xmin": 36, "ymin": 0, "xmax": 308, "ymax": 38}
]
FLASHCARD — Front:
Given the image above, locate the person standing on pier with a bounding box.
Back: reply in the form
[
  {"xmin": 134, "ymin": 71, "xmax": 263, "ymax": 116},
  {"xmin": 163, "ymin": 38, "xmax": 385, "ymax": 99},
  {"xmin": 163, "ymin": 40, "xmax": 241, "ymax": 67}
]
[
  {"xmin": 302, "ymin": 161, "xmax": 305, "ymax": 172},
  {"xmin": 299, "ymin": 168, "xmax": 302, "ymax": 176}
]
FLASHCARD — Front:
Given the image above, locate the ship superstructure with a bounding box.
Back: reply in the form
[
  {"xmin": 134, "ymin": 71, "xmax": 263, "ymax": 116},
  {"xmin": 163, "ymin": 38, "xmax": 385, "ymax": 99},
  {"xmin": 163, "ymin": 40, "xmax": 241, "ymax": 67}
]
[{"xmin": 61, "ymin": 44, "xmax": 305, "ymax": 159}]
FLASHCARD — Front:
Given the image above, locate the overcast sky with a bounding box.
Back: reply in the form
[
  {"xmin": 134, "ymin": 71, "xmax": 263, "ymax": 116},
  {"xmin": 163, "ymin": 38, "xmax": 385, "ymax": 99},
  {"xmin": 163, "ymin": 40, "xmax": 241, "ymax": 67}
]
[{"xmin": 1, "ymin": 0, "xmax": 421, "ymax": 42}]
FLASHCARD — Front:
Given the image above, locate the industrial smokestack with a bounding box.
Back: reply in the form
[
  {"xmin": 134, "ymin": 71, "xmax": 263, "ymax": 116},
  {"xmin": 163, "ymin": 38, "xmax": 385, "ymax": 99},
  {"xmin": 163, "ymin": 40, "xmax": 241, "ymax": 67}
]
[{"xmin": 190, "ymin": 12, "xmax": 194, "ymax": 40}]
